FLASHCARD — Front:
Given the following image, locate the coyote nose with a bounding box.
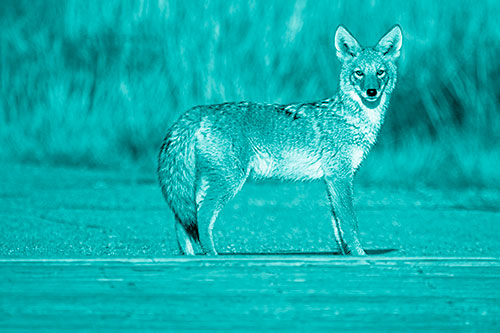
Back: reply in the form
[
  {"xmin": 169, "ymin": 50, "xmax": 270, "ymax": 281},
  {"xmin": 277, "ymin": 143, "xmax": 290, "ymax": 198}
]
[{"xmin": 367, "ymin": 89, "xmax": 377, "ymax": 97}]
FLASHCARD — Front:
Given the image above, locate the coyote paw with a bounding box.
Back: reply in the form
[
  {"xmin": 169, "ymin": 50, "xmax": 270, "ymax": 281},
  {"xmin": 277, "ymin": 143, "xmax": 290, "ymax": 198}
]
[{"xmin": 344, "ymin": 246, "xmax": 367, "ymax": 256}]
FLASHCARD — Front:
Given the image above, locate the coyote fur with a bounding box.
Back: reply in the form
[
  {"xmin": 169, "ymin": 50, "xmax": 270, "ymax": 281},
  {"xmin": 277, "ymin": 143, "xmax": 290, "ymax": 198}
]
[{"xmin": 158, "ymin": 25, "xmax": 403, "ymax": 255}]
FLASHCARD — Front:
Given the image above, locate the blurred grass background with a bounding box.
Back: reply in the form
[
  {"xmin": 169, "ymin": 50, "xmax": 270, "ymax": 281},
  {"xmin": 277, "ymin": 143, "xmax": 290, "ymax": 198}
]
[{"xmin": 0, "ymin": 0, "xmax": 499, "ymax": 187}]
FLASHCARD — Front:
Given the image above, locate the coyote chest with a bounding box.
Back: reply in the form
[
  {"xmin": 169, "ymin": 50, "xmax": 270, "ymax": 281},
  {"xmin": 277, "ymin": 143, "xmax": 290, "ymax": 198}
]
[{"xmin": 250, "ymin": 149, "xmax": 324, "ymax": 180}]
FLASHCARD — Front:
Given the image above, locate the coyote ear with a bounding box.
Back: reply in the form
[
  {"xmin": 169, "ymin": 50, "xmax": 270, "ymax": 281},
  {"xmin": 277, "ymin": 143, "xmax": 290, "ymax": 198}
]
[
  {"xmin": 375, "ymin": 25, "xmax": 403, "ymax": 59},
  {"xmin": 334, "ymin": 25, "xmax": 361, "ymax": 61}
]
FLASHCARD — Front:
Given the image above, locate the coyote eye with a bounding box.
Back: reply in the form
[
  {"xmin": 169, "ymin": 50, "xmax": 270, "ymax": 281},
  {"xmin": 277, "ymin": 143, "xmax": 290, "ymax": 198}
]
[
  {"xmin": 354, "ymin": 70, "xmax": 364, "ymax": 78},
  {"xmin": 377, "ymin": 69, "xmax": 385, "ymax": 77}
]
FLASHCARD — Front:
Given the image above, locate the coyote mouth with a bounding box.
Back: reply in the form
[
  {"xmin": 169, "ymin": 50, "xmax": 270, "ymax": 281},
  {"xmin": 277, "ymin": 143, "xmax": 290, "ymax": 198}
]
[{"xmin": 361, "ymin": 96, "xmax": 381, "ymax": 108}]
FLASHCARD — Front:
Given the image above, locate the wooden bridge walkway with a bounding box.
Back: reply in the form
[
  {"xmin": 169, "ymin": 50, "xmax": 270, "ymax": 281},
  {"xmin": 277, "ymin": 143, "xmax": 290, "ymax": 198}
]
[{"xmin": 1, "ymin": 256, "xmax": 499, "ymax": 331}]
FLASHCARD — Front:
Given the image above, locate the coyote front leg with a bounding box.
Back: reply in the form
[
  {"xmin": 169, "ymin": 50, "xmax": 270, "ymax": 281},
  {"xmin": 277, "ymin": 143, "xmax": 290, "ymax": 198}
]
[{"xmin": 324, "ymin": 175, "xmax": 366, "ymax": 256}]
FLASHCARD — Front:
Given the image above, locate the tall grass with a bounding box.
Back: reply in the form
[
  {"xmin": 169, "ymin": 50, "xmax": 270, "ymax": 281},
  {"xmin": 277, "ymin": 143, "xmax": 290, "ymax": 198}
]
[{"xmin": 1, "ymin": 0, "xmax": 499, "ymax": 186}]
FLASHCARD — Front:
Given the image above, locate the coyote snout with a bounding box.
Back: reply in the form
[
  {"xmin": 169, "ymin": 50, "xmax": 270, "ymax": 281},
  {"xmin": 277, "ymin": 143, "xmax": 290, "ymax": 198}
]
[{"xmin": 158, "ymin": 24, "xmax": 403, "ymax": 256}]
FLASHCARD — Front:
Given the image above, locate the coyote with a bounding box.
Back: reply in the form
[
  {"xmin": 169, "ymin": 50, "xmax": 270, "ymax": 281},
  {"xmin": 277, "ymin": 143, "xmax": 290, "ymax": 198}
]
[{"xmin": 158, "ymin": 25, "xmax": 402, "ymax": 255}]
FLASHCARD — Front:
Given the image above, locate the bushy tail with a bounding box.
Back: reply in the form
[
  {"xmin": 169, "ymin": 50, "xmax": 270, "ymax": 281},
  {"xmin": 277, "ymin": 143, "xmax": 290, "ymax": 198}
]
[{"xmin": 157, "ymin": 116, "xmax": 199, "ymax": 240}]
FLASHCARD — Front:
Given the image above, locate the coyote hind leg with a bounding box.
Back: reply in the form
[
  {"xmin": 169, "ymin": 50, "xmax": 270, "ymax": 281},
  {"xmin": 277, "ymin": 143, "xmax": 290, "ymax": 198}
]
[
  {"xmin": 175, "ymin": 218, "xmax": 200, "ymax": 255},
  {"xmin": 196, "ymin": 170, "xmax": 248, "ymax": 255}
]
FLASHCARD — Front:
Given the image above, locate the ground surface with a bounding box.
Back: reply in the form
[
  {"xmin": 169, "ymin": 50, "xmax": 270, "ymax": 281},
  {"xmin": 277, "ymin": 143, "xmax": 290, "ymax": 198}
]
[{"xmin": 1, "ymin": 164, "xmax": 500, "ymax": 331}]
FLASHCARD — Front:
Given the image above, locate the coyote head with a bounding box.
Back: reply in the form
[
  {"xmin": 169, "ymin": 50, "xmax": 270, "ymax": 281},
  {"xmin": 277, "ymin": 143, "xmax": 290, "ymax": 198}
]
[{"xmin": 335, "ymin": 25, "xmax": 402, "ymax": 109}]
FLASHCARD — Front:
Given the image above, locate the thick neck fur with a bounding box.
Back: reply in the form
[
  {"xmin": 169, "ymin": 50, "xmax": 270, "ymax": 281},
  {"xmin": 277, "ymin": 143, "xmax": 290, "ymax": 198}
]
[{"xmin": 316, "ymin": 90, "xmax": 390, "ymax": 149}]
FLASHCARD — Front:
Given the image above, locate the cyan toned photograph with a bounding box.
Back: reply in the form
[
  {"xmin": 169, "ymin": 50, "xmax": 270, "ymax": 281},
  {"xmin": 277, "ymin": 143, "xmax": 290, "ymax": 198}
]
[{"xmin": 1, "ymin": 0, "xmax": 499, "ymax": 331}]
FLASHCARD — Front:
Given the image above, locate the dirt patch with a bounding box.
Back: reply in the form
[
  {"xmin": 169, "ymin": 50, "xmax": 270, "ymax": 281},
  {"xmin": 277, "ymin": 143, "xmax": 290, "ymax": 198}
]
[{"xmin": 1, "ymin": 164, "xmax": 499, "ymax": 257}]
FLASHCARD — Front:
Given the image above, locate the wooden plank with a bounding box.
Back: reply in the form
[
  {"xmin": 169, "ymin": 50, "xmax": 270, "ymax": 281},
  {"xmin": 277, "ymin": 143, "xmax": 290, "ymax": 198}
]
[{"xmin": 0, "ymin": 258, "xmax": 499, "ymax": 331}]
